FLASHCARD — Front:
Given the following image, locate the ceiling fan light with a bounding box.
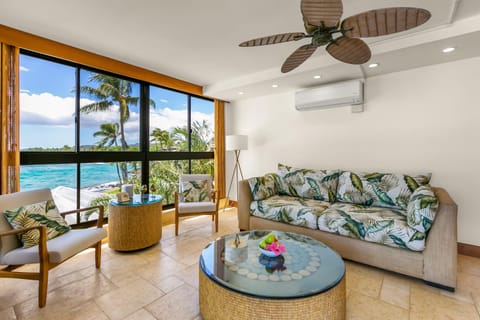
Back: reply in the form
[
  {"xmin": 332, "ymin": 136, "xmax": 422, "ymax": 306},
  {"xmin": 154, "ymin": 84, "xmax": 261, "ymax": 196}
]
[
  {"xmin": 238, "ymin": 91, "xmax": 244, "ymax": 95},
  {"xmin": 313, "ymin": 75, "xmax": 321, "ymax": 79},
  {"xmin": 442, "ymin": 47, "xmax": 455, "ymax": 53},
  {"xmin": 272, "ymin": 84, "xmax": 279, "ymax": 88},
  {"xmin": 368, "ymin": 63, "xmax": 379, "ymax": 68}
]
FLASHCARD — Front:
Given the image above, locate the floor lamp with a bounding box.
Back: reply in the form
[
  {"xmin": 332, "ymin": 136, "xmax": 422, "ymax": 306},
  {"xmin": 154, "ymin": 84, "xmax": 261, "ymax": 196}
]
[{"xmin": 226, "ymin": 135, "xmax": 248, "ymax": 207}]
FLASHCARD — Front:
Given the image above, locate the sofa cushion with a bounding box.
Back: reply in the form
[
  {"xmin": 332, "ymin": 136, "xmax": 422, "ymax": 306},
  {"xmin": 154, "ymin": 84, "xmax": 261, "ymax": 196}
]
[
  {"xmin": 247, "ymin": 173, "xmax": 277, "ymax": 200},
  {"xmin": 3, "ymin": 200, "xmax": 71, "ymax": 248},
  {"xmin": 317, "ymin": 203, "xmax": 426, "ymax": 251},
  {"xmin": 276, "ymin": 163, "xmax": 339, "ymax": 202},
  {"xmin": 336, "ymin": 171, "xmax": 431, "ymax": 210},
  {"xmin": 250, "ymin": 195, "xmax": 331, "ymax": 230},
  {"xmin": 407, "ymin": 186, "xmax": 438, "ymax": 233}
]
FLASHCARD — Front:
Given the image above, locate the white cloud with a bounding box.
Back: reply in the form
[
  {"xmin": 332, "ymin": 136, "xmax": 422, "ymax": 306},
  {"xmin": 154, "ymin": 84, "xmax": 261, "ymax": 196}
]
[
  {"xmin": 20, "ymin": 92, "xmax": 139, "ymax": 129},
  {"xmin": 20, "ymin": 89, "xmax": 30, "ymax": 93},
  {"xmin": 159, "ymin": 99, "xmax": 168, "ymax": 103},
  {"xmin": 20, "ymin": 66, "xmax": 29, "ymax": 72},
  {"xmin": 20, "ymin": 92, "xmax": 76, "ymax": 127},
  {"xmin": 149, "ymin": 107, "xmax": 214, "ymax": 137},
  {"xmin": 20, "ymin": 92, "xmax": 213, "ymax": 144}
]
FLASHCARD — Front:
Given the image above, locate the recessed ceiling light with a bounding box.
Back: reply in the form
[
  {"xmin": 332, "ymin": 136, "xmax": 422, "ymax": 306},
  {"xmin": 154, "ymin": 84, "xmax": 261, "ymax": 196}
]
[
  {"xmin": 313, "ymin": 75, "xmax": 321, "ymax": 79},
  {"xmin": 368, "ymin": 63, "xmax": 379, "ymax": 68},
  {"xmin": 238, "ymin": 91, "xmax": 244, "ymax": 95},
  {"xmin": 272, "ymin": 84, "xmax": 279, "ymax": 88},
  {"xmin": 442, "ymin": 47, "xmax": 455, "ymax": 53}
]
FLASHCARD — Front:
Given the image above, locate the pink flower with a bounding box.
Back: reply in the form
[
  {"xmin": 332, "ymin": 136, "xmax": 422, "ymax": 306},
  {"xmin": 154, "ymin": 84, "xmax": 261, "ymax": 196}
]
[{"xmin": 265, "ymin": 241, "xmax": 286, "ymax": 255}]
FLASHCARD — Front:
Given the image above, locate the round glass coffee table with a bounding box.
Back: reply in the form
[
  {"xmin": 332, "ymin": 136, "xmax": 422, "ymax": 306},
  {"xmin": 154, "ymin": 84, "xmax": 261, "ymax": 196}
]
[{"xmin": 199, "ymin": 230, "xmax": 345, "ymax": 320}]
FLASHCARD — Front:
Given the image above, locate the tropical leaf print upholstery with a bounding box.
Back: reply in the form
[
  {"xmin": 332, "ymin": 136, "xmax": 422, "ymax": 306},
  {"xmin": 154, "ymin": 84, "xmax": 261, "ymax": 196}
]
[
  {"xmin": 181, "ymin": 179, "xmax": 211, "ymax": 202},
  {"xmin": 336, "ymin": 171, "xmax": 431, "ymax": 210},
  {"xmin": 407, "ymin": 185, "xmax": 438, "ymax": 233},
  {"xmin": 247, "ymin": 173, "xmax": 277, "ymax": 200},
  {"xmin": 250, "ymin": 195, "xmax": 331, "ymax": 230},
  {"xmin": 317, "ymin": 203, "xmax": 426, "ymax": 251},
  {"xmin": 276, "ymin": 163, "xmax": 339, "ymax": 202},
  {"xmin": 3, "ymin": 200, "xmax": 71, "ymax": 248}
]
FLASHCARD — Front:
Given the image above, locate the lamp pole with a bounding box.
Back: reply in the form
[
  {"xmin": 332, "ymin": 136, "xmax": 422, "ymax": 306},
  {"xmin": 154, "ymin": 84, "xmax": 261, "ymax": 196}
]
[{"xmin": 225, "ymin": 135, "xmax": 248, "ymax": 208}]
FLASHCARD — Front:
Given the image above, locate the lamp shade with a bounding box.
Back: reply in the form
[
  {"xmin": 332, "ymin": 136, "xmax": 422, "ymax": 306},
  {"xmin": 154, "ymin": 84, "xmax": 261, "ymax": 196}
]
[{"xmin": 226, "ymin": 135, "xmax": 248, "ymax": 151}]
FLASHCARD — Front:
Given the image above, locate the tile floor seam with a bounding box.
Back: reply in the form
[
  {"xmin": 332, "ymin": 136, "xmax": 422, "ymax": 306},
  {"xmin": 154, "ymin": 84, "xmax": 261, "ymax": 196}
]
[{"xmin": 473, "ymin": 292, "xmax": 480, "ymax": 317}]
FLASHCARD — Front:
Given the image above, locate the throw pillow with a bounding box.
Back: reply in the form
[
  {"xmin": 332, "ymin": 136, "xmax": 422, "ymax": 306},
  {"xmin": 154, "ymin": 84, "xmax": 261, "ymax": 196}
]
[
  {"xmin": 407, "ymin": 185, "xmax": 438, "ymax": 233},
  {"xmin": 336, "ymin": 171, "xmax": 431, "ymax": 210},
  {"xmin": 181, "ymin": 179, "xmax": 211, "ymax": 202},
  {"xmin": 247, "ymin": 173, "xmax": 277, "ymax": 200},
  {"xmin": 3, "ymin": 200, "xmax": 71, "ymax": 248},
  {"xmin": 276, "ymin": 163, "xmax": 339, "ymax": 202}
]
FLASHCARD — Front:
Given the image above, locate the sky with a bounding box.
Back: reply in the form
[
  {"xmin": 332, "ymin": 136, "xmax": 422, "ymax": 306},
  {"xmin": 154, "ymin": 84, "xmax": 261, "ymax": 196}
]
[{"xmin": 19, "ymin": 54, "xmax": 214, "ymax": 149}]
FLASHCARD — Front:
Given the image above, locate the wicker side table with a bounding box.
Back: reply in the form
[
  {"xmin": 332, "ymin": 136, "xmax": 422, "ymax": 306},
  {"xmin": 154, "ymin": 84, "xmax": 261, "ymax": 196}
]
[{"xmin": 108, "ymin": 195, "xmax": 163, "ymax": 251}]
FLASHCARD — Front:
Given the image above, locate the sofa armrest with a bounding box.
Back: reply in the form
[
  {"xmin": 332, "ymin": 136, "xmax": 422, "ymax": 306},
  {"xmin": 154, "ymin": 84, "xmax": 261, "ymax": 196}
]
[
  {"xmin": 238, "ymin": 179, "xmax": 252, "ymax": 230},
  {"xmin": 423, "ymin": 187, "xmax": 458, "ymax": 289}
]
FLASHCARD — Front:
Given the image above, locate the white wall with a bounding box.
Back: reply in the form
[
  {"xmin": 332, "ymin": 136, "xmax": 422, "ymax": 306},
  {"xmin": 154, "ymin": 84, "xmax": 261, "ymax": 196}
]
[{"xmin": 226, "ymin": 56, "xmax": 480, "ymax": 246}]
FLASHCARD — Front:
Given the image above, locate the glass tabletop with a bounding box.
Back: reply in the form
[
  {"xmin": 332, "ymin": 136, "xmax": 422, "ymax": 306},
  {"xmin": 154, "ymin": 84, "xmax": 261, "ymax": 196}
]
[
  {"xmin": 109, "ymin": 194, "xmax": 163, "ymax": 206},
  {"xmin": 199, "ymin": 230, "xmax": 345, "ymax": 299}
]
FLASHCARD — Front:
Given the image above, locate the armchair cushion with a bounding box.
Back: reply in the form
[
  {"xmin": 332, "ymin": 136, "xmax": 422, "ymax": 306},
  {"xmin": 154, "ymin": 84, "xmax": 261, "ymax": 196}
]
[
  {"xmin": 181, "ymin": 180, "xmax": 211, "ymax": 202},
  {"xmin": 0, "ymin": 228, "xmax": 106, "ymax": 265},
  {"xmin": 3, "ymin": 200, "xmax": 71, "ymax": 248},
  {"xmin": 177, "ymin": 201, "xmax": 216, "ymax": 214}
]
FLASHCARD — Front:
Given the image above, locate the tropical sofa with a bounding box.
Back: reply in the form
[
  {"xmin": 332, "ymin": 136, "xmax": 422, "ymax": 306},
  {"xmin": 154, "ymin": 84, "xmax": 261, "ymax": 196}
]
[{"xmin": 238, "ymin": 164, "xmax": 458, "ymax": 290}]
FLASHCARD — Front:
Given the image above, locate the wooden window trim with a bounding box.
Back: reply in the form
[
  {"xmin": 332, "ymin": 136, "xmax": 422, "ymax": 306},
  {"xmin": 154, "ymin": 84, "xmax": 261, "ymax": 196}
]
[{"xmin": 0, "ymin": 24, "xmax": 202, "ymax": 96}]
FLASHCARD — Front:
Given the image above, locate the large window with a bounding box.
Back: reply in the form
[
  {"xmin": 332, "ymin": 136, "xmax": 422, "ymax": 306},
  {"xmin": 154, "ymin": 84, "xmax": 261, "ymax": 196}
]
[{"xmin": 19, "ymin": 51, "xmax": 214, "ymax": 223}]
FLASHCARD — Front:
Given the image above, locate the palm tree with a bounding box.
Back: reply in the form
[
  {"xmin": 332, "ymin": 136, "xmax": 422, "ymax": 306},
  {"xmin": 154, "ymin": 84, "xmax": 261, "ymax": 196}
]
[
  {"xmin": 172, "ymin": 120, "xmax": 213, "ymax": 152},
  {"xmin": 93, "ymin": 123, "xmax": 121, "ymax": 149},
  {"xmin": 80, "ymin": 74, "xmax": 141, "ymax": 151},
  {"xmin": 150, "ymin": 128, "xmax": 174, "ymax": 151},
  {"xmin": 80, "ymin": 73, "xmax": 155, "ymax": 182},
  {"xmin": 93, "ymin": 123, "xmax": 123, "ymax": 182}
]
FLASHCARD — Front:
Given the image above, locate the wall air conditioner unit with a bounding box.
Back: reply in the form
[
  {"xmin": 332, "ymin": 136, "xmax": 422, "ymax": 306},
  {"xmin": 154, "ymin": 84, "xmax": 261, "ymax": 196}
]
[{"xmin": 295, "ymin": 79, "xmax": 364, "ymax": 112}]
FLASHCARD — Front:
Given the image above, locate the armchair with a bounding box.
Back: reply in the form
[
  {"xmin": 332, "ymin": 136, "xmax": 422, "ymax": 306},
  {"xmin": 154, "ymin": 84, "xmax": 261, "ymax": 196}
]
[
  {"xmin": 174, "ymin": 174, "xmax": 219, "ymax": 236},
  {"xmin": 0, "ymin": 188, "xmax": 107, "ymax": 307}
]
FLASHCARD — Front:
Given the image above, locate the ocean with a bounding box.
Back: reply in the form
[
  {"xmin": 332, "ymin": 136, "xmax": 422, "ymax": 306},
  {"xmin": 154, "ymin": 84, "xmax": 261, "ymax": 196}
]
[{"xmin": 20, "ymin": 163, "xmax": 122, "ymax": 191}]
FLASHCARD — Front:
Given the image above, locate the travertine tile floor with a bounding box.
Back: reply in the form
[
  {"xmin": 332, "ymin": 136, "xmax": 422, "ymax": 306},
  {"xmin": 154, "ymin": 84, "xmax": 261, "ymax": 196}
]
[{"xmin": 1, "ymin": 208, "xmax": 480, "ymax": 320}]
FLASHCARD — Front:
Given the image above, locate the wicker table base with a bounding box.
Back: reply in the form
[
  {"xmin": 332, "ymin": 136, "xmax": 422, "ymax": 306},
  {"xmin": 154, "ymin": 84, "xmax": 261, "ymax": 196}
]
[
  {"xmin": 199, "ymin": 269, "xmax": 346, "ymax": 320},
  {"xmin": 108, "ymin": 199, "xmax": 162, "ymax": 251}
]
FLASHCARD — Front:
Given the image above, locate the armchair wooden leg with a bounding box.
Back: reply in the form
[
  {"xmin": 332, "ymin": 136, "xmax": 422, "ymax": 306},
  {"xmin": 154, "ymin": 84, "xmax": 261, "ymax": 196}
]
[
  {"xmin": 215, "ymin": 212, "xmax": 218, "ymax": 233},
  {"xmin": 175, "ymin": 214, "xmax": 179, "ymax": 236},
  {"xmin": 95, "ymin": 241, "xmax": 102, "ymax": 268},
  {"xmin": 38, "ymin": 264, "xmax": 49, "ymax": 308}
]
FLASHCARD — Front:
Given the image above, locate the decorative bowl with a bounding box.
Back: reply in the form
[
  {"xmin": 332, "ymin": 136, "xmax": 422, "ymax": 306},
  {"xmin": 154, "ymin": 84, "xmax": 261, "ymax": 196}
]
[{"xmin": 258, "ymin": 247, "xmax": 282, "ymax": 257}]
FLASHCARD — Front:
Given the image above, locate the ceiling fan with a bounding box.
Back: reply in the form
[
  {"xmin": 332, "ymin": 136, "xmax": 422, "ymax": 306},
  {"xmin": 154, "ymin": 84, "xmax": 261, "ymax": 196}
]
[{"xmin": 239, "ymin": 0, "xmax": 431, "ymax": 73}]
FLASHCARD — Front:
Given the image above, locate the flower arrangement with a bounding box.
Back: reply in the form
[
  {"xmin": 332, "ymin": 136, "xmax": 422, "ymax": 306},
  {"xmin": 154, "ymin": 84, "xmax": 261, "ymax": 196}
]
[{"xmin": 259, "ymin": 232, "xmax": 286, "ymax": 257}]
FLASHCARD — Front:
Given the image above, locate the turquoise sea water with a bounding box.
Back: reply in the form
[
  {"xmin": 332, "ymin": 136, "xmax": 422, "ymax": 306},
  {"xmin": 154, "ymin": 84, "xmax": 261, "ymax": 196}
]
[{"xmin": 20, "ymin": 163, "xmax": 121, "ymax": 191}]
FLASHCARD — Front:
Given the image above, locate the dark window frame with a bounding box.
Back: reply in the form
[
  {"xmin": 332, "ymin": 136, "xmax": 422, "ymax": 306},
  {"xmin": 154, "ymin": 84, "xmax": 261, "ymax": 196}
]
[{"xmin": 19, "ymin": 50, "xmax": 214, "ymax": 212}]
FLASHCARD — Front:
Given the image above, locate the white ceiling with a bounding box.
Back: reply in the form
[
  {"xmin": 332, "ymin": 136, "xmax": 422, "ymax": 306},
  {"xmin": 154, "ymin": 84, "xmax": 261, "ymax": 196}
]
[{"xmin": 1, "ymin": 0, "xmax": 480, "ymax": 101}]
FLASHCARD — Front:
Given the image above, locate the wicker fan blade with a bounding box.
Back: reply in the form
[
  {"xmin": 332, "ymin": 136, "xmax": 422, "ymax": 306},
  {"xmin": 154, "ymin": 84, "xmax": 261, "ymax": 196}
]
[
  {"xmin": 281, "ymin": 44, "xmax": 317, "ymax": 73},
  {"xmin": 326, "ymin": 37, "xmax": 371, "ymax": 64},
  {"xmin": 342, "ymin": 7, "xmax": 431, "ymax": 38},
  {"xmin": 301, "ymin": 0, "xmax": 343, "ymax": 27},
  {"xmin": 239, "ymin": 32, "xmax": 306, "ymax": 47}
]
